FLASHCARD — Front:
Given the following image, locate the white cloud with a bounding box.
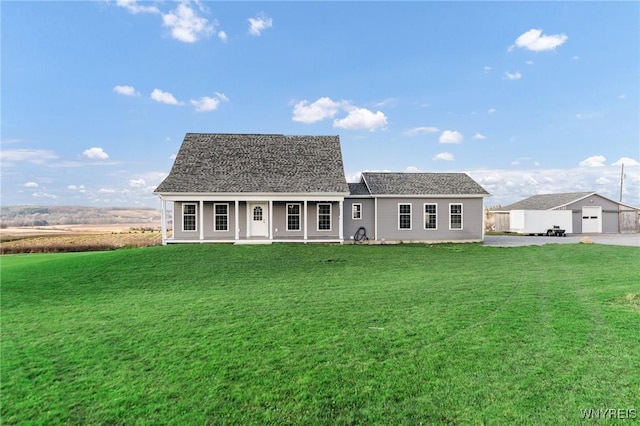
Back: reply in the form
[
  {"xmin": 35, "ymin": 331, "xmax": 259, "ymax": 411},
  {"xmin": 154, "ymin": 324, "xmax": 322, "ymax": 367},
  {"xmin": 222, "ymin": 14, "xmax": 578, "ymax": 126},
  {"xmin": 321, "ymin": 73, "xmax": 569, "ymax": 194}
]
[
  {"xmin": 151, "ymin": 88, "xmax": 182, "ymax": 105},
  {"xmin": 333, "ymin": 108, "xmax": 388, "ymax": 131},
  {"xmin": 619, "ymin": 94, "xmax": 627, "ymax": 100},
  {"xmin": 484, "ymin": 66, "xmax": 491, "ymax": 74},
  {"xmin": 525, "ymin": 60, "xmax": 534, "ymax": 65},
  {"xmin": 292, "ymin": 97, "xmax": 345, "ymax": 123},
  {"xmin": 0, "ymin": 149, "xmax": 59, "ymax": 165},
  {"xmin": 439, "ymin": 130, "xmax": 463, "ymax": 144},
  {"xmin": 404, "ymin": 126, "xmax": 439, "ymax": 136},
  {"xmin": 214, "ymin": 92, "xmax": 229, "ymax": 102},
  {"xmin": 488, "ymin": 108, "xmax": 496, "ymax": 114},
  {"xmin": 99, "ymin": 188, "xmax": 116, "ymax": 194},
  {"xmin": 190, "ymin": 92, "xmax": 228, "ymax": 112},
  {"xmin": 579, "ymin": 155, "xmax": 606, "ymax": 167},
  {"xmin": 82, "ymin": 147, "xmax": 109, "ymax": 160},
  {"xmin": 511, "ymin": 160, "xmax": 520, "ymax": 166},
  {"xmin": 248, "ymin": 13, "xmax": 273, "ymax": 36},
  {"xmin": 473, "ymin": 132, "xmax": 487, "ymax": 140},
  {"xmin": 512, "ymin": 28, "xmax": 568, "ymax": 52},
  {"xmin": 67, "ymin": 185, "xmax": 86, "ymax": 192},
  {"xmin": 470, "ymin": 163, "xmax": 640, "ymax": 208},
  {"xmin": 572, "ymin": 56, "xmax": 580, "ymax": 60},
  {"xmin": 292, "ymin": 97, "xmax": 387, "ymax": 131},
  {"xmin": 116, "ymin": 0, "xmax": 159, "ymax": 14},
  {"xmin": 32, "ymin": 192, "xmax": 57, "ymax": 199},
  {"xmin": 612, "ymin": 157, "xmax": 640, "ymax": 166},
  {"xmin": 24, "ymin": 181, "xmax": 39, "ymax": 188},
  {"xmin": 163, "ymin": 2, "xmax": 214, "ymax": 43},
  {"xmin": 113, "ymin": 85, "xmax": 139, "ymax": 97},
  {"xmin": 218, "ymin": 31, "xmax": 228, "ymax": 42},
  {"xmin": 129, "ymin": 178, "xmax": 147, "ymax": 188},
  {"xmin": 433, "ymin": 152, "xmax": 455, "ymax": 161},
  {"xmin": 504, "ymin": 71, "xmax": 522, "ymax": 80}
]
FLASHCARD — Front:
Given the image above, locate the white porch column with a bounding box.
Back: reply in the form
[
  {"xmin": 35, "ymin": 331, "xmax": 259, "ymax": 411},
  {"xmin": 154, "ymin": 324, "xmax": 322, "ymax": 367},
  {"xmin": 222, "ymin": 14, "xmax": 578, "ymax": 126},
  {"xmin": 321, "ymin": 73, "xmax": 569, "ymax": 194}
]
[
  {"xmin": 235, "ymin": 200, "xmax": 239, "ymax": 241},
  {"xmin": 374, "ymin": 197, "xmax": 378, "ymax": 241},
  {"xmin": 269, "ymin": 200, "xmax": 274, "ymax": 240},
  {"xmin": 303, "ymin": 200, "xmax": 308, "ymax": 241},
  {"xmin": 199, "ymin": 200, "xmax": 204, "ymax": 241},
  {"xmin": 339, "ymin": 200, "xmax": 344, "ymax": 241},
  {"xmin": 160, "ymin": 198, "xmax": 167, "ymax": 245}
]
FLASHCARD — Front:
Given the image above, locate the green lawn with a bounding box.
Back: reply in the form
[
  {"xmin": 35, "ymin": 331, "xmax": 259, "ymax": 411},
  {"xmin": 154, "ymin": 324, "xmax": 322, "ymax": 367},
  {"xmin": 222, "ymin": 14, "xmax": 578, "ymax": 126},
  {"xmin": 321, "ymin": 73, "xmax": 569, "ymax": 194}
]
[{"xmin": 2, "ymin": 244, "xmax": 639, "ymax": 425}]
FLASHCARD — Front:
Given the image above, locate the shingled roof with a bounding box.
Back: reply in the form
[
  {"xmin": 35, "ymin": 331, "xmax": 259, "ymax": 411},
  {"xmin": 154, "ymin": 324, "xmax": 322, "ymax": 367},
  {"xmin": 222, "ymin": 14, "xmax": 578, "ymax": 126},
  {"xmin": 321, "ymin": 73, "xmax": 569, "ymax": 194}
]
[
  {"xmin": 499, "ymin": 192, "xmax": 595, "ymax": 210},
  {"xmin": 155, "ymin": 133, "xmax": 349, "ymax": 194},
  {"xmin": 360, "ymin": 172, "xmax": 489, "ymax": 196}
]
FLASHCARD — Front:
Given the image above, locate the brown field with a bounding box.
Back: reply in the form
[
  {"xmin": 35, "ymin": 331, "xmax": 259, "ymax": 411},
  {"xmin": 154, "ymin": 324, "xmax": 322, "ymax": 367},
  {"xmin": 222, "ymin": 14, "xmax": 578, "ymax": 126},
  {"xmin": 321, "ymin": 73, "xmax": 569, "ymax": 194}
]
[{"xmin": 0, "ymin": 224, "xmax": 163, "ymax": 254}]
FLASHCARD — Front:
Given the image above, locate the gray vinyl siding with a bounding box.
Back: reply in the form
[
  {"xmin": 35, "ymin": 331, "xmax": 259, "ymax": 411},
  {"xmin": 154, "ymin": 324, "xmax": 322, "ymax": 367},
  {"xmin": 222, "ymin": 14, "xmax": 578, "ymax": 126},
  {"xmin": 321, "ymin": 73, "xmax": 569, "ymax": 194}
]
[
  {"xmin": 269, "ymin": 202, "xmax": 341, "ymax": 238},
  {"xmin": 343, "ymin": 198, "xmax": 375, "ymax": 241},
  {"xmin": 173, "ymin": 201, "xmax": 238, "ymax": 239},
  {"xmin": 375, "ymin": 197, "xmax": 484, "ymax": 241}
]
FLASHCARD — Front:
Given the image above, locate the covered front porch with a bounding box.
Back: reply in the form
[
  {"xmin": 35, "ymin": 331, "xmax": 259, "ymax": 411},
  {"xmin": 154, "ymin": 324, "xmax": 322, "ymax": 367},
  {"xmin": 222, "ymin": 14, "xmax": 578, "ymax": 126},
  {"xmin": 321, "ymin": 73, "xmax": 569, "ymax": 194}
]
[{"xmin": 158, "ymin": 195, "xmax": 344, "ymax": 244}]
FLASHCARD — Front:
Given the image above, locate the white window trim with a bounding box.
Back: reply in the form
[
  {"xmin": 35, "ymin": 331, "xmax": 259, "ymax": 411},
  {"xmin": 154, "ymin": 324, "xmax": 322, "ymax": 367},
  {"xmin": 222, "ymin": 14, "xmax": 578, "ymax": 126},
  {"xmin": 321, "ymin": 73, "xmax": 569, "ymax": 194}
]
[
  {"xmin": 424, "ymin": 203, "xmax": 437, "ymax": 230},
  {"xmin": 398, "ymin": 203, "xmax": 412, "ymax": 230},
  {"xmin": 449, "ymin": 203, "xmax": 463, "ymax": 230},
  {"xmin": 182, "ymin": 203, "xmax": 197, "ymax": 232},
  {"xmin": 352, "ymin": 203, "xmax": 362, "ymax": 220},
  {"xmin": 213, "ymin": 203, "xmax": 229, "ymax": 232},
  {"xmin": 287, "ymin": 203, "xmax": 301, "ymax": 231},
  {"xmin": 317, "ymin": 203, "xmax": 332, "ymax": 232}
]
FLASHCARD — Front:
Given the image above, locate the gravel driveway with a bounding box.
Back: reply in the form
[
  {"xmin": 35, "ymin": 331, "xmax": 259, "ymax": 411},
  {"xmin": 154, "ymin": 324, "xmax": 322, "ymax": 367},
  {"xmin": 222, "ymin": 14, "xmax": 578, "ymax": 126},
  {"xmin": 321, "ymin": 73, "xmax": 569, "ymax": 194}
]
[{"xmin": 483, "ymin": 233, "xmax": 640, "ymax": 247}]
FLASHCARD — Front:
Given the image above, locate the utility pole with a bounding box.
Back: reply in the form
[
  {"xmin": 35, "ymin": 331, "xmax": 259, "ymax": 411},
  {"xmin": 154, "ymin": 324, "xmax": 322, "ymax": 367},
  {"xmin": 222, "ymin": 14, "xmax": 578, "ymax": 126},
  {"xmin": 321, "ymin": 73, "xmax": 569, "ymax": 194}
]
[{"xmin": 619, "ymin": 163, "xmax": 625, "ymax": 202}]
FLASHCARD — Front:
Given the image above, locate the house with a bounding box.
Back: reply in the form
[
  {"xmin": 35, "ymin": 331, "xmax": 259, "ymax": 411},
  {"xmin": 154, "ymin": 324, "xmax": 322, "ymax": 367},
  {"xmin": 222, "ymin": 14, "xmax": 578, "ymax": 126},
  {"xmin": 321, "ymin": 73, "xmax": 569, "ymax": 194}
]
[
  {"xmin": 154, "ymin": 133, "xmax": 490, "ymax": 244},
  {"xmin": 343, "ymin": 172, "xmax": 489, "ymax": 242},
  {"xmin": 492, "ymin": 192, "xmax": 640, "ymax": 234}
]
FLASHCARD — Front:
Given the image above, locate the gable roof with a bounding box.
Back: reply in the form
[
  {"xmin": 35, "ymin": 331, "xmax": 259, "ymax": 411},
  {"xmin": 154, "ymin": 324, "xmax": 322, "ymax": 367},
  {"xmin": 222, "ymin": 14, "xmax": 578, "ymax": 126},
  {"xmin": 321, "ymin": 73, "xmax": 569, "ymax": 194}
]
[
  {"xmin": 360, "ymin": 172, "xmax": 489, "ymax": 196},
  {"xmin": 498, "ymin": 191, "xmax": 640, "ymax": 211},
  {"xmin": 155, "ymin": 133, "xmax": 349, "ymax": 194},
  {"xmin": 499, "ymin": 192, "xmax": 595, "ymax": 210},
  {"xmin": 348, "ymin": 182, "xmax": 370, "ymax": 196}
]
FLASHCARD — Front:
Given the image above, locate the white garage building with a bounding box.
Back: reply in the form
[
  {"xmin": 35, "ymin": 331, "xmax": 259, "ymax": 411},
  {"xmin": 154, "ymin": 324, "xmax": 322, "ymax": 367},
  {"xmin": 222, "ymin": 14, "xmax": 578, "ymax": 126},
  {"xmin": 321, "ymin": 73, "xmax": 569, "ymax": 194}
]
[{"xmin": 493, "ymin": 192, "xmax": 639, "ymax": 234}]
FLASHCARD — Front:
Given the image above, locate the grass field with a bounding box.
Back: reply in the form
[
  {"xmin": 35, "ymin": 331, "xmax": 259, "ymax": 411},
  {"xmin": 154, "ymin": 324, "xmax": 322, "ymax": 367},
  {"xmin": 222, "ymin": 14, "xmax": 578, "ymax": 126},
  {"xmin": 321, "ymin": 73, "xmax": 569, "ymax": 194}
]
[{"xmin": 2, "ymin": 244, "xmax": 639, "ymax": 424}]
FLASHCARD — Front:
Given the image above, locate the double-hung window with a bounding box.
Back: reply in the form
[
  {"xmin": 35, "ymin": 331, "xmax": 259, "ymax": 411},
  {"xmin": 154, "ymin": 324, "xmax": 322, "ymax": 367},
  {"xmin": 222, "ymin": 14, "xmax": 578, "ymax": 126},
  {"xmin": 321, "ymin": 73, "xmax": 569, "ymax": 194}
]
[
  {"xmin": 450, "ymin": 203, "xmax": 463, "ymax": 230},
  {"xmin": 398, "ymin": 203, "xmax": 412, "ymax": 230},
  {"xmin": 424, "ymin": 203, "xmax": 437, "ymax": 230},
  {"xmin": 287, "ymin": 203, "xmax": 301, "ymax": 231},
  {"xmin": 318, "ymin": 203, "xmax": 332, "ymax": 231},
  {"xmin": 352, "ymin": 203, "xmax": 362, "ymax": 220},
  {"xmin": 183, "ymin": 203, "xmax": 197, "ymax": 232},
  {"xmin": 214, "ymin": 203, "xmax": 228, "ymax": 231}
]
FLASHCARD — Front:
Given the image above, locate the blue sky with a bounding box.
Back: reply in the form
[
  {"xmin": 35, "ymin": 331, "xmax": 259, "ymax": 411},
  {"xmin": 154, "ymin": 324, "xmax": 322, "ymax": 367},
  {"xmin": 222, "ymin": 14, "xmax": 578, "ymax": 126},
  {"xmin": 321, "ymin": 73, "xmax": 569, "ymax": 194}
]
[{"xmin": 2, "ymin": 1, "xmax": 639, "ymax": 208}]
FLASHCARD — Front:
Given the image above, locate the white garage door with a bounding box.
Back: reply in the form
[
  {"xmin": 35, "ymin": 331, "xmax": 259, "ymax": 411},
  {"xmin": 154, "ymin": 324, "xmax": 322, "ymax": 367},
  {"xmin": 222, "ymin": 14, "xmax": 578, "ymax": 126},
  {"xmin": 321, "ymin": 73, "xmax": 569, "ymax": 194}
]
[{"xmin": 582, "ymin": 206, "xmax": 602, "ymax": 233}]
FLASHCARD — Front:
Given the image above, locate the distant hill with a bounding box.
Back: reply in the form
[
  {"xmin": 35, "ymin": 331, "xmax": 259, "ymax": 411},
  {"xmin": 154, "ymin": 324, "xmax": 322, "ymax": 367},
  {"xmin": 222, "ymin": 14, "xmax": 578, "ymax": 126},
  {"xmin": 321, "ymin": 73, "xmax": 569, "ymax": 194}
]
[{"xmin": 0, "ymin": 206, "xmax": 161, "ymax": 227}]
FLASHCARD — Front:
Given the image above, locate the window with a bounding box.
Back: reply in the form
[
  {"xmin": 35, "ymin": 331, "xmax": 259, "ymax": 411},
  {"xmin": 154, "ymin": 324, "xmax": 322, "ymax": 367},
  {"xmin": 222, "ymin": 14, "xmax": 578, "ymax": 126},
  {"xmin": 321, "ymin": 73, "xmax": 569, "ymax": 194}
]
[
  {"xmin": 352, "ymin": 203, "xmax": 362, "ymax": 220},
  {"xmin": 287, "ymin": 203, "xmax": 301, "ymax": 231},
  {"xmin": 450, "ymin": 203, "xmax": 463, "ymax": 230},
  {"xmin": 253, "ymin": 206, "xmax": 263, "ymax": 221},
  {"xmin": 399, "ymin": 203, "xmax": 411, "ymax": 230},
  {"xmin": 424, "ymin": 204, "xmax": 437, "ymax": 230},
  {"xmin": 214, "ymin": 203, "xmax": 228, "ymax": 231},
  {"xmin": 318, "ymin": 203, "xmax": 331, "ymax": 231},
  {"xmin": 183, "ymin": 203, "xmax": 197, "ymax": 232}
]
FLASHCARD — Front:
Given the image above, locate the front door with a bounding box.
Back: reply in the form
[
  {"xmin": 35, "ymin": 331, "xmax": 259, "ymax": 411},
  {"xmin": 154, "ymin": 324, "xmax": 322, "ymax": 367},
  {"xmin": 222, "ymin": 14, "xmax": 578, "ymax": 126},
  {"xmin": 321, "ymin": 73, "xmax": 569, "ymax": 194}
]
[
  {"xmin": 249, "ymin": 203, "xmax": 269, "ymax": 237},
  {"xmin": 582, "ymin": 206, "xmax": 602, "ymax": 233}
]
